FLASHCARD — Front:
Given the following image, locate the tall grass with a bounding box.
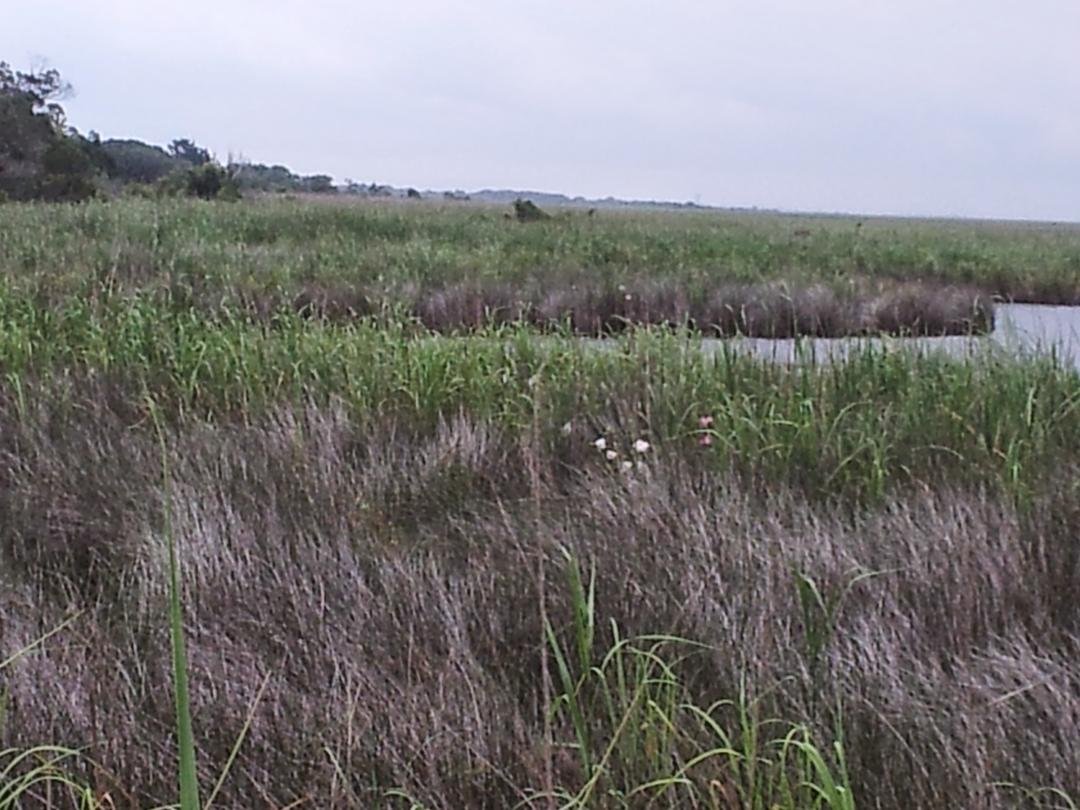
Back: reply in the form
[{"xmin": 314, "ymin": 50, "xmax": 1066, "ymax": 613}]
[
  {"xmin": 0, "ymin": 286, "xmax": 1077, "ymax": 502},
  {"xmin": 539, "ymin": 552, "xmax": 858, "ymax": 810},
  {"xmin": 3, "ymin": 197, "xmax": 1080, "ymax": 808},
  {"xmin": 1, "ymin": 198, "xmax": 1079, "ymax": 305},
  {"xmin": 150, "ymin": 402, "xmax": 200, "ymax": 810}
]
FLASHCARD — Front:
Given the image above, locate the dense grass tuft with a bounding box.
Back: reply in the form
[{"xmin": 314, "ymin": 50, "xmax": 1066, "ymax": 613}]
[{"xmin": 1, "ymin": 393, "xmax": 1078, "ymax": 807}]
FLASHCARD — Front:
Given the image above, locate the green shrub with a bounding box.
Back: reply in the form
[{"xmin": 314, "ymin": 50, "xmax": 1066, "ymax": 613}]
[
  {"xmin": 123, "ymin": 181, "xmax": 157, "ymax": 199},
  {"xmin": 159, "ymin": 162, "xmax": 241, "ymax": 201},
  {"xmin": 514, "ymin": 197, "xmax": 550, "ymax": 222}
]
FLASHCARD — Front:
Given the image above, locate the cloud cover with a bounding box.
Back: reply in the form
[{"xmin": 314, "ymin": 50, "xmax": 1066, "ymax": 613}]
[{"xmin": 4, "ymin": 0, "xmax": 1079, "ymax": 219}]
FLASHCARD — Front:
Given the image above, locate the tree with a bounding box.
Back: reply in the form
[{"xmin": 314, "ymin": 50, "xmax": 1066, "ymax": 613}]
[
  {"xmin": 0, "ymin": 60, "xmax": 70, "ymax": 125},
  {"xmin": 0, "ymin": 88, "xmax": 54, "ymax": 198},
  {"xmin": 299, "ymin": 174, "xmax": 335, "ymax": 193},
  {"xmin": 0, "ymin": 61, "xmax": 98, "ymax": 201},
  {"xmin": 231, "ymin": 162, "xmax": 300, "ymax": 192},
  {"xmin": 103, "ymin": 139, "xmax": 184, "ymax": 183},
  {"xmin": 39, "ymin": 136, "xmax": 97, "ymax": 201},
  {"xmin": 168, "ymin": 138, "xmax": 212, "ymax": 166}
]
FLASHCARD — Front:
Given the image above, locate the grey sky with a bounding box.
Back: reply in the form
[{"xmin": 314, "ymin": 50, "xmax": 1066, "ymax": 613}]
[{"xmin": 4, "ymin": 1, "xmax": 1079, "ymax": 220}]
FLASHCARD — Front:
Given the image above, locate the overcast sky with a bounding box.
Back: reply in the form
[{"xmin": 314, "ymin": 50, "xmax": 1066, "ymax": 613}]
[{"xmin": 4, "ymin": 1, "xmax": 1079, "ymax": 220}]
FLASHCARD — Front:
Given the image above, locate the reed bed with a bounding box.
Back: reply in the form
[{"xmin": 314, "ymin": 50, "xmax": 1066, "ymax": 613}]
[
  {"xmin": 0, "ymin": 287, "xmax": 1075, "ymax": 501},
  {"xmin": 1, "ymin": 197, "xmax": 1076, "ymax": 330}
]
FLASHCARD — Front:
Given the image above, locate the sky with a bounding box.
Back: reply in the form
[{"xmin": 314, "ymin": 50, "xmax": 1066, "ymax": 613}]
[{"xmin": 4, "ymin": 1, "xmax": 1079, "ymax": 220}]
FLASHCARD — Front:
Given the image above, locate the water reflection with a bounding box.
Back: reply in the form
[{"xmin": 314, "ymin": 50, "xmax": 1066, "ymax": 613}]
[{"xmin": 705, "ymin": 304, "xmax": 1080, "ymax": 368}]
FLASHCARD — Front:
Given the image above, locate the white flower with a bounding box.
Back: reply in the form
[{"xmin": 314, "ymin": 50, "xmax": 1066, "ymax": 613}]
[
  {"xmin": 633, "ymin": 439, "xmax": 651, "ymax": 454},
  {"xmin": 593, "ymin": 437, "xmax": 607, "ymax": 451},
  {"xmin": 605, "ymin": 449, "xmax": 619, "ymax": 461},
  {"xmin": 560, "ymin": 421, "xmax": 573, "ymax": 436},
  {"xmin": 621, "ymin": 460, "xmax": 634, "ymax": 472}
]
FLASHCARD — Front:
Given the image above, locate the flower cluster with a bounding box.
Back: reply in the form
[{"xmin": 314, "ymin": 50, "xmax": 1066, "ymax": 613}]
[
  {"xmin": 593, "ymin": 436, "xmax": 650, "ymax": 472},
  {"xmin": 698, "ymin": 415, "xmax": 714, "ymax": 447}
]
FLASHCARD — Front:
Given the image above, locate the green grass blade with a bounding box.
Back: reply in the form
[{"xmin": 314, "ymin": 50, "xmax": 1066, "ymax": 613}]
[{"xmin": 151, "ymin": 397, "xmax": 201, "ymax": 810}]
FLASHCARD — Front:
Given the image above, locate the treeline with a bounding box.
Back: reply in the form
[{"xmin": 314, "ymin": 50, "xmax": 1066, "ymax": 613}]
[
  {"xmin": 103, "ymin": 138, "xmax": 335, "ymax": 195},
  {"xmin": 1, "ymin": 61, "xmax": 337, "ymax": 202}
]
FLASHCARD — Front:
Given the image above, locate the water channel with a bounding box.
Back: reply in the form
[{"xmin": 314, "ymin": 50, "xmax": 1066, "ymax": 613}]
[{"xmin": 702, "ymin": 304, "xmax": 1080, "ymax": 368}]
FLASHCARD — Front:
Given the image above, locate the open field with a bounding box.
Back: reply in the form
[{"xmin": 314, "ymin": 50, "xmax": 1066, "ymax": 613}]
[{"xmin": 1, "ymin": 198, "xmax": 1079, "ymax": 809}]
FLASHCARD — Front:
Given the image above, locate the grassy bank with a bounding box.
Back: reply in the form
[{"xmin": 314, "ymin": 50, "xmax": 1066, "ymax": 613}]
[
  {"xmin": 1, "ymin": 198, "xmax": 1079, "ymax": 808},
  {"xmin": 0, "ymin": 288, "xmax": 1077, "ymax": 501},
  {"xmin": 10, "ymin": 196, "xmax": 1080, "ymax": 333}
]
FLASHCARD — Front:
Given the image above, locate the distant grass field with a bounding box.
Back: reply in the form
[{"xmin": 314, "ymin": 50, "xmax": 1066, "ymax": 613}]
[
  {"xmin": 7, "ymin": 196, "xmax": 1080, "ymax": 335},
  {"xmin": 1, "ymin": 197, "xmax": 1078, "ymax": 809},
  {"xmin": 1, "ymin": 196, "xmax": 1077, "ymax": 297}
]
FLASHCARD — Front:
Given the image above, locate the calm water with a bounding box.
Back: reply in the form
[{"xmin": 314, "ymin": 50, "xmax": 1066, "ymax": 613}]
[{"xmin": 701, "ymin": 304, "xmax": 1080, "ymax": 368}]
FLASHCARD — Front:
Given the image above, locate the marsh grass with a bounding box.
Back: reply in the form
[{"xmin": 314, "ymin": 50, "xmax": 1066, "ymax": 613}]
[
  {"xmin": 0, "ymin": 618, "xmax": 94, "ymax": 808},
  {"xmin": 0, "ymin": 292, "xmax": 1068, "ymax": 502},
  {"xmin": 2, "ymin": 198, "xmax": 1079, "ymax": 301},
  {"xmin": 0, "ymin": 196, "xmax": 1060, "ymax": 336},
  {"xmin": 2, "ymin": 197, "xmax": 1080, "ymax": 808},
  {"xmin": 2, "ymin": 388, "xmax": 1079, "ymax": 807},
  {"xmin": 538, "ymin": 552, "xmax": 858, "ymax": 810}
]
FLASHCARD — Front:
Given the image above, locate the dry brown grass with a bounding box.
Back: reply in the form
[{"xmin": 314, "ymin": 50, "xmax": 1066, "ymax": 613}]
[
  {"xmin": 1, "ymin": 386, "xmax": 1075, "ymax": 808},
  {"xmin": 405, "ymin": 280, "xmax": 993, "ymax": 337},
  {"xmin": 867, "ymin": 282, "xmax": 996, "ymax": 335}
]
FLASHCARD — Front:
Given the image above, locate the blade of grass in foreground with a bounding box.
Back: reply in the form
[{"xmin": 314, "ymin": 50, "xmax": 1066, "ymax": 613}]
[{"xmin": 150, "ymin": 398, "xmax": 201, "ymax": 810}]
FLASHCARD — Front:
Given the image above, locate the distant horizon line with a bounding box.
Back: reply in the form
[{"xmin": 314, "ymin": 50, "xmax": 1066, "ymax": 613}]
[
  {"xmin": 329, "ymin": 184, "xmax": 1080, "ymax": 227},
  {"xmin": 86, "ymin": 137, "xmax": 1077, "ymax": 226}
]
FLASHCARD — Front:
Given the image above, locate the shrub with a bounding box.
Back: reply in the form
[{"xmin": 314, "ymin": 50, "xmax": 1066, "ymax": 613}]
[
  {"xmin": 513, "ymin": 197, "xmax": 549, "ymax": 222},
  {"xmin": 159, "ymin": 162, "xmax": 241, "ymax": 201}
]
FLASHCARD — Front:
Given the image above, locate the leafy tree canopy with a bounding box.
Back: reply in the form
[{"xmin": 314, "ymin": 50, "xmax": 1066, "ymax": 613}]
[
  {"xmin": 0, "ymin": 60, "xmax": 70, "ymax": 125},
  {"xmin": 0, "ymin": 61, "xmax": 100, "ymax": 201},
  {"xmin": 169, "ymin": 138, "xmax": 212, "ymax": 166},
  {"xmin": 104, "ymin": 139, "xmax": 185, "ymax": 184}
]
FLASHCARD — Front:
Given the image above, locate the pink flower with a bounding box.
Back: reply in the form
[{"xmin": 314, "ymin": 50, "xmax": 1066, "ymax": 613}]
[
  {"xmin": 699, "ymin": 434, "xmax": 713, "ymax": 447},
  {"xmin": 698, "ymin": 415, "xmax": 714, "ymax": 429}
]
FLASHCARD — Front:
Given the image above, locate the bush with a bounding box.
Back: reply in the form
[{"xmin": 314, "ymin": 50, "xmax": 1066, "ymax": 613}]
[
  {"xmin": 37, "ymin": 137, "xmax": 98, "ymax": 202},
  {"xmin": 123, "ymin": 182, "xmax": 157, "ymax": 199},
  {"xmin": 513, "ymin": 197, "xmax": 549, "ymax": 222},
  {"xmin": 103, "ymin": 139, "xmax": 184, "ymax": 184},
  {"xmin": 186, "ymin": 163, "xmax": 225, "ymax": 199},
  {"xmin": 159, "ymin": 162, "xmax": 241, "ymax": 201}
]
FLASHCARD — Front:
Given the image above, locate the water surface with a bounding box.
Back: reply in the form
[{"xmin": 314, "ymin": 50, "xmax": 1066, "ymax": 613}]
[{"xmin": 703, "ymin": 304, "xmax": 1080, "ymax": 368}]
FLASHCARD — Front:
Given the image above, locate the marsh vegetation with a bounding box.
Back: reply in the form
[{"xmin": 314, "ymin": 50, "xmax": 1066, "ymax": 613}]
[{"xmin": 1, "ymin": 198, "xmax": 1078, "ymax": 809}]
